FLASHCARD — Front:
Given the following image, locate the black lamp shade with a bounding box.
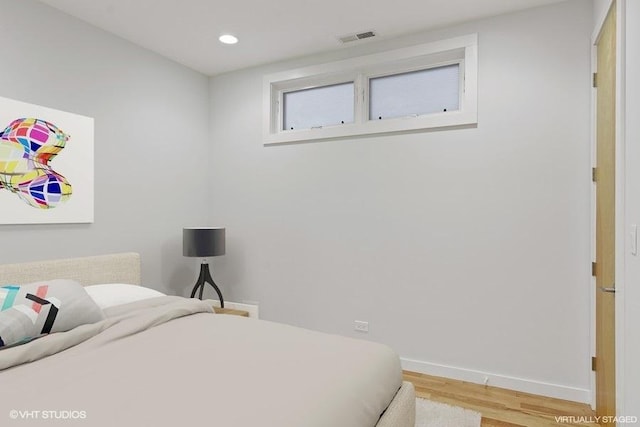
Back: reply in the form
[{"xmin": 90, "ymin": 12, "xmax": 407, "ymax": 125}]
[{"xmin": 183, "ymin": 227, "xmax": 225, "ymax": 257}]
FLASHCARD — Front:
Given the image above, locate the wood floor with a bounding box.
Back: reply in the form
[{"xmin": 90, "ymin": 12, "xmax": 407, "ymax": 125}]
[{"xmin": 403, "ymin": 371, "xmax": 600, "ymax": 427}]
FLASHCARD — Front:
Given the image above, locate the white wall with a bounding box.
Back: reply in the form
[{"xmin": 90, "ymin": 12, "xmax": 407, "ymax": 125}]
[
  {"xmin": 0, "ymin": 0, "xmax": 211, "ymax": 294},
  {"xmin": 622, "ymin": 0, "xmax": 640, "ymax": 417},
  {"xmin": 208, "ymin": 0, "xmax": 593, "ymax": 401},
  {"xmin": 594, "ymin": 0, "xmax": 612, "ymax": 30}
]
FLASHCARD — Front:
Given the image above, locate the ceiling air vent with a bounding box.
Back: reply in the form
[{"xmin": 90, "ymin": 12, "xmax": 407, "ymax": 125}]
[{"xmin": 339, "ymin": 30, "xmax": 376, "ymax": 44}]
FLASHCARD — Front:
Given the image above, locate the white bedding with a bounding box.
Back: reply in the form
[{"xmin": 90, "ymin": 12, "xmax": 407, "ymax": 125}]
[
  {"xmin": 84, "ymin": 283, "xmax": 165, "ymax": 309},
  {"xmin": 0, "ymin": 297, "xmax": 402, "ymax": 427}
]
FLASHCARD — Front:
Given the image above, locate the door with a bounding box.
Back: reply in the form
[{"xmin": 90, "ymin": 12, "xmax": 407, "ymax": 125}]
[{"xmin": 595, "ymin": 1, "xmax": 616, "ymax": 422}]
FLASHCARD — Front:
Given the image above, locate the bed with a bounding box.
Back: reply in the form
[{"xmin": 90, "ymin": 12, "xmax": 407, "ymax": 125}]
[{"xmin": 0, "ymin": 252, "xmax": 415, "ymax": 427}]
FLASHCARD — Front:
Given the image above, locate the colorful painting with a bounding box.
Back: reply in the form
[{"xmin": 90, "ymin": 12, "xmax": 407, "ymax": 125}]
[
  {"xmin": 0, "ymin": 96, "xmax": 93, "ymax": 224},
  {"xmin": 0, "ymin": 118, "xmax": 72, "ymax": 209}
]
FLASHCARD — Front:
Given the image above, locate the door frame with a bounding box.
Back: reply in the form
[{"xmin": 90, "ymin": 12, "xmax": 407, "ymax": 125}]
[{"xmin": 590, "ymin": 0, "xmax": 627, "ymax": 415}]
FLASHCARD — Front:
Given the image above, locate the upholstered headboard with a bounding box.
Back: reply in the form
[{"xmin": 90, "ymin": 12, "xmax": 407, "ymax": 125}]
[{"xmin": 0, "ymin": 252, "xmax": 141, "ymax": 286}]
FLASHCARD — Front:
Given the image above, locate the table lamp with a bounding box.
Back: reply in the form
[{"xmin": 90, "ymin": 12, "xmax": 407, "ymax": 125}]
[{"xmin": 183, "ymin": 227, "xmax": 226, "ymax": 306}]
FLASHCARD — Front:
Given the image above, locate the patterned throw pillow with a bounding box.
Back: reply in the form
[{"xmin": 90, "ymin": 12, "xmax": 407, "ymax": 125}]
[{"xmin": 0, "ymin": 279, "xmax": 105, "ymax": 349}]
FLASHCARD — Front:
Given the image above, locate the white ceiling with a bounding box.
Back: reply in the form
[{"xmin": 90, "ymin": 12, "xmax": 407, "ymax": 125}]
[{"xmin": 38, "ymin": 0, "xmax": 566, "ymax": 76}]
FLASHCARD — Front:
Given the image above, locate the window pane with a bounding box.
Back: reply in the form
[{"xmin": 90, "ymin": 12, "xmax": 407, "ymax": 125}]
[
  {"xmin": 283, "ymin": 82, "xmax": 354, "ymax": 131},
  {"xmin": 369, "ymin": 64, "xmax": 459, "ymax": 120}
]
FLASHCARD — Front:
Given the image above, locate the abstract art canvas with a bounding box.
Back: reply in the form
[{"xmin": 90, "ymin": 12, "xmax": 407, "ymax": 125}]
[{"xmin": 0, "ymin": 96, "xmax": 93, "ymax": 224}]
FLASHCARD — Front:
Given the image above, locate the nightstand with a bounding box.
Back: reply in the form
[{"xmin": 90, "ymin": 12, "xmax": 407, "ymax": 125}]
[{"xmin": 213, "ymin": 307, "xmax": 249, "ymax": 317}]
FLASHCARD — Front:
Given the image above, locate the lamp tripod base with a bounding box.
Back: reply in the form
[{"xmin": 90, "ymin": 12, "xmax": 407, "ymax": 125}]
[{"xmin": 190, "ymin": 262, "xmax": 224, "ymax": 308}]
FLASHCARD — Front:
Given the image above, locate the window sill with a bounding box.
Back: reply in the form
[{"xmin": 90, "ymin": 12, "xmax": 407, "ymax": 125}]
[{"xmin": 263, "ymin": 110, "xmax": 477, "ymax": 145}]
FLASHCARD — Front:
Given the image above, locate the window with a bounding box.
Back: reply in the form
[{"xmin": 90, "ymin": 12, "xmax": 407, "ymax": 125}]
[
  {"xmin": 369, "ymin": 64, "xmax": 460, "ymax": 120},
  {"xmin": 264, "ymin": 34, "xmax": 477, "ymax": 145},
  {"xmin": 283, "ymin": 82, "xmax": 354, "ymax": 130}
]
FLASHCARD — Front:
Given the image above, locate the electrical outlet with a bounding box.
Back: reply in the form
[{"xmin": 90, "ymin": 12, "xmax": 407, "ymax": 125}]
[{"xmin": 354, "ymin": 320, "xmax": 369, "ymax": 333}]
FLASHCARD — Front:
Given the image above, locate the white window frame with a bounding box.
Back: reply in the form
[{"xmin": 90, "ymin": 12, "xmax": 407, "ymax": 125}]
[{"xmin": 263, "ymin": 34, "xmax": 478, "ymax": 145}]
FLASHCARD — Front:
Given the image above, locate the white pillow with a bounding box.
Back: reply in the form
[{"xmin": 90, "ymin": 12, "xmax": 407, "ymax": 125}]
[{"xmin": 84, "ymin": 284, "xmax": 166, "ymax": 309}]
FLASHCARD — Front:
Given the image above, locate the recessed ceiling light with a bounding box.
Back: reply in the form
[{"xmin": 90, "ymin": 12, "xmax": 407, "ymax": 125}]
[{"xmin": 219, "ymin": 34, "xmax": 238, "ymax": 45}]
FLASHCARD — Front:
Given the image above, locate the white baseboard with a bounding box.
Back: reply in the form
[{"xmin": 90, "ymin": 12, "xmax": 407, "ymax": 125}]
[
  {"xmin": 209, "ymin": 300, "xmax": 259, "ymax": 319},
  {"xmin": 401, "ymin": 357, "xmax": 591, "ymax": 404}
]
